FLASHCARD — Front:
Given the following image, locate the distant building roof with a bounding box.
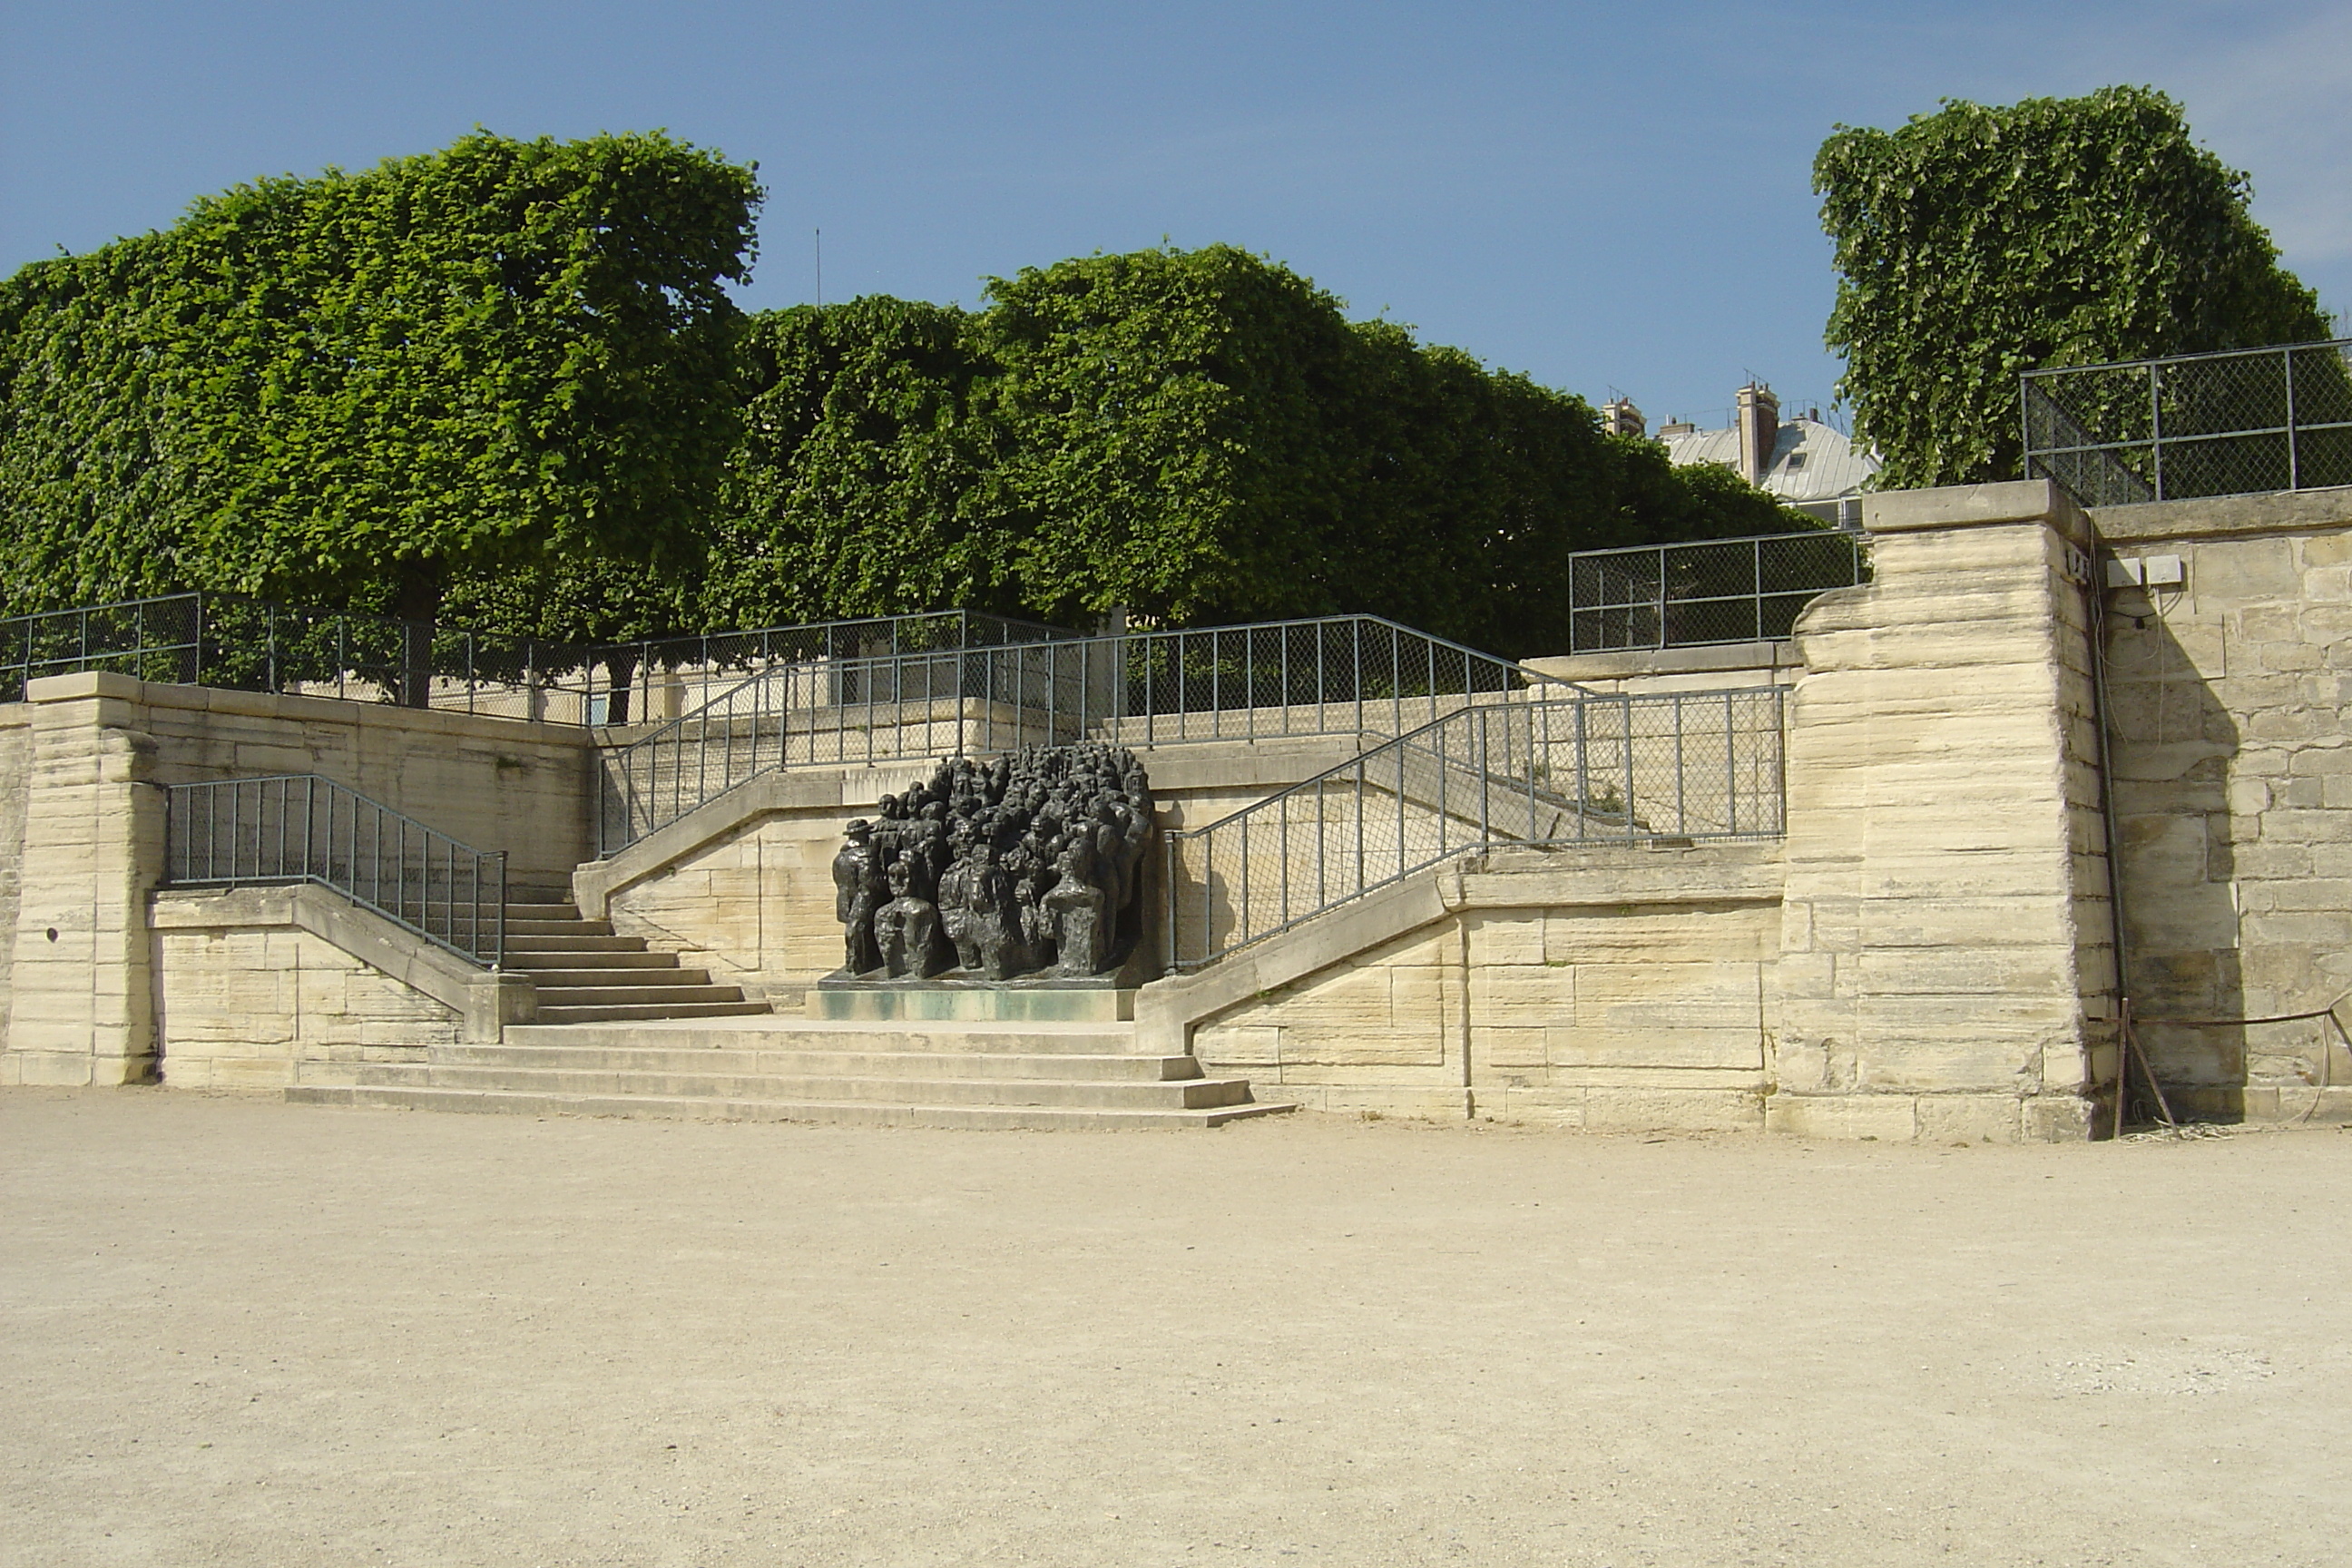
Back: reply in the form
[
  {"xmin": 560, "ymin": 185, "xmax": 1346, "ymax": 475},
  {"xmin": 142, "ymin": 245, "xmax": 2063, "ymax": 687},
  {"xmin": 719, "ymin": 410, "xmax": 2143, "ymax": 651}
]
[
  {"xmin": 1657, "ymin": 416, "xmax": 1877, "ymax": 505},
  {"xmin": 1600, "ymin": 384, "xmax": 1878, "ymax": 526}
]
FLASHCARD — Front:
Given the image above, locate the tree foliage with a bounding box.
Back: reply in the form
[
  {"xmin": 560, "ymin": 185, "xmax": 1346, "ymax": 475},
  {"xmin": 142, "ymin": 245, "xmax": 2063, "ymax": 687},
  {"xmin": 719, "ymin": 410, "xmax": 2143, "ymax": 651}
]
[
  {"xmin": 698, "ymin": 297, "xmax": 1025, "ymax": 631},
  {"xmin": 711, "ymin": 246, "xmax": 1810, "ymax": 655},
  {"xmin": 0, "ymin": 130, "xmax": 760, "ymax": 622},
  {"xmin": 1817, "ymin": 87, "xmax": 2331, "ymax": 488}
]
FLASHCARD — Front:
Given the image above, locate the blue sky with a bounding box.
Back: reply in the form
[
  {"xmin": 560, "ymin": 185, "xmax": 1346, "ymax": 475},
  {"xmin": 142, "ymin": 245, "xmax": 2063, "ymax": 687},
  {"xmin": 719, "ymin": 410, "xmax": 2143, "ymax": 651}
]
[{"xmin": 4, "ymin": 1, "xmax": 2346, "ymax": 430}]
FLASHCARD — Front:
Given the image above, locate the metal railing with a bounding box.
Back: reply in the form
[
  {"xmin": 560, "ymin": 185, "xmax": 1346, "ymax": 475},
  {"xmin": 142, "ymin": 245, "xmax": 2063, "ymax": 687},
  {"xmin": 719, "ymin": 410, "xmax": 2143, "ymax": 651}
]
[
  {"xmin": 595, "ymin": 614, "xmax": 1580, "ymax": 855},
  {"xmin": 1566, "ymin": 531, "xmax": 1868, "ymax": 653},
  {"xmin": 574, "ymin": 611, "xmax": 1076, "ymax": 726},
  {"xmin": 0, "ymin": 591, "xmax": 1073, "ymax": 720},
  {"xmin": 1162, "ymin": 687, "xmax": 1787, "ymax": 970},
  {"xmin": 2024, "ymin": 338, "xmax": 2352, "ymax": 507},
  {"xmin": 163, "ymin": 774, "xmax": 508, "ymax": 968}
]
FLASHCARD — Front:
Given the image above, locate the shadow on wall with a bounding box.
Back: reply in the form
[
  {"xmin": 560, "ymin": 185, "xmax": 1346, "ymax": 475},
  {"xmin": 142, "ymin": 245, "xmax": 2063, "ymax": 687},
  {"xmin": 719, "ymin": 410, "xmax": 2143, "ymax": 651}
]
[{"xmin": 2102, "ymin": 594, "xmax": 2249, "ymax": 1120}]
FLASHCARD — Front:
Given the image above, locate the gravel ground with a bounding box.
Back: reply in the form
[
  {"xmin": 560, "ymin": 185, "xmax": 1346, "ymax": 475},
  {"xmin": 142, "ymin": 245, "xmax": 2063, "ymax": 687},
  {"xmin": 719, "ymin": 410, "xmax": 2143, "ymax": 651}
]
[{"xmin": 4, "ymin": 1087, "xmax": 2349, "ymax": 1567}]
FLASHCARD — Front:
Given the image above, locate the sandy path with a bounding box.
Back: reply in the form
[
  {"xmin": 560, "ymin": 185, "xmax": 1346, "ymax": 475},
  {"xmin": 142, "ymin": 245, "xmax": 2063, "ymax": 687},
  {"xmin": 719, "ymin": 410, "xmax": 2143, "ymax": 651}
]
[{"xmin": 4, "ymin": 1088, "xmax": 2348, "ymax": 1566}]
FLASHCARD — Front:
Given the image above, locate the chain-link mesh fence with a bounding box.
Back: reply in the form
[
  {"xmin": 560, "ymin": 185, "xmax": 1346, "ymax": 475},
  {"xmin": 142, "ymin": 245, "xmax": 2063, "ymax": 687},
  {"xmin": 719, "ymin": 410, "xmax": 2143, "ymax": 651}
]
[
  {"xmin": 1162, "ymin": 688, "xmax": 1786, "ymax": 969},
  {"xmin": 1566, "ymin": 531, "xmax": 1869, "ymax": 653},
  {"xmin": 2024, "ymin": 339, "xmax": 2352, "ymax": 507}
]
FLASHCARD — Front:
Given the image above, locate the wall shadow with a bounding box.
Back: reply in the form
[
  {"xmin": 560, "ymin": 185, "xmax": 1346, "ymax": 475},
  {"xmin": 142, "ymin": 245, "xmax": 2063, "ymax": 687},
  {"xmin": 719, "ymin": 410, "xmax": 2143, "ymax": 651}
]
[{"xmin": 2101, "ymin": 591, "xmax": 2248, "ymax": 1122}]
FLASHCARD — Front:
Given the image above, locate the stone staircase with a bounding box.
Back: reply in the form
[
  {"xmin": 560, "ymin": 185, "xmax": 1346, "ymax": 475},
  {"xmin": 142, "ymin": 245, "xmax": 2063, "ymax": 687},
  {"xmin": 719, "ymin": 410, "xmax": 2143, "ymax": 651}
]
[
  {"xmin": 285, "ymin": 1014, "xmax": 1292, "ymax": 1130},
  {"xmin": 502, "ymin": 893, "xmax": 770, "ymax": 1024}
]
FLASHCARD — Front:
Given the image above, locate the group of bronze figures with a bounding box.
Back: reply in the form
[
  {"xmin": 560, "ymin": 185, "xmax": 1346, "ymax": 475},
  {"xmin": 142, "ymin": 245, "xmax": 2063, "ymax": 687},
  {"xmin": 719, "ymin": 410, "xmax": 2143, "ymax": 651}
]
[{"xmin": 830, "ymin": 743, "xmax": 1154, "ymax": 982}]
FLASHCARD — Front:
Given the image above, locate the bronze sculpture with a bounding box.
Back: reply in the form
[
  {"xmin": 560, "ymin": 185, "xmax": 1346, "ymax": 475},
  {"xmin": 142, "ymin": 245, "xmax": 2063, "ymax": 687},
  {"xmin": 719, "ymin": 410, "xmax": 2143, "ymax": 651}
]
[{"xmin": 828, "ymin": 743, "xmax": 1152, "ymax": 982}]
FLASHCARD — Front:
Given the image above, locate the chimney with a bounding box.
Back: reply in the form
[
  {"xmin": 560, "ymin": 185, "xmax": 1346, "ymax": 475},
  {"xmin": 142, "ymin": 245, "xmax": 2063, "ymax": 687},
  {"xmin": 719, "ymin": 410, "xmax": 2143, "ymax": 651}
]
[
  {"xmin": 1736, "ymin": 383, "xmax": 1780, "ymax": 486},
  {"xmin": 1600, "ymin": 397, "xmax": 1646, "ymax": 439}
]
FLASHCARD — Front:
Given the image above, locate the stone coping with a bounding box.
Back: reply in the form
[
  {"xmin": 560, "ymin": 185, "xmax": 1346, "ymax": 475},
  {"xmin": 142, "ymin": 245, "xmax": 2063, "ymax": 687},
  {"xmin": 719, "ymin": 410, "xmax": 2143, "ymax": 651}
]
[
  {"xmin": 1864, "ymin": 479, "xmax": 2094, "ymax": 548},
  {"xmin": 24, "ymin": 669, "xmax": 602, "ymax": 748},
  {"xmin": 2092, "ymin": 483, "xmax": 2352, "ymax": 544},
  {"xmin": 1524, "ymin": 642, "xmax": 1798, "ymax": 685}
]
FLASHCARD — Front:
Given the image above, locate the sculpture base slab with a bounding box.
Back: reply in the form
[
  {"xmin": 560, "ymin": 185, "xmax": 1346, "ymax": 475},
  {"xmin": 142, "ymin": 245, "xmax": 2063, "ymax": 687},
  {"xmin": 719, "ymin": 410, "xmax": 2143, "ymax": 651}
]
[{"xmin": 807, "ymin": 978, "xmax": 1137, "ymax": 1024}]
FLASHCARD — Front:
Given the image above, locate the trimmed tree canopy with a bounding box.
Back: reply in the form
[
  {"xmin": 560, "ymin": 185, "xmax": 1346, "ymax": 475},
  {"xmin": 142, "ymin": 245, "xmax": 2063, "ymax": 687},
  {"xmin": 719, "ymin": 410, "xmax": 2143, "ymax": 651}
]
[
  {"xmin": 1816, "ymin": 87, "xmax": 2331, "ymax": 488},
  {"xmin": 712, "ymin": 247, "xmax": 1810, "ymax": 655},
  {"xmin": 700, "ymin": 297, "xmax": 1024, "ymax": 632},
  {"xmin": 0, "ymin": 130, "xmax": 760, "ymax": 621}
]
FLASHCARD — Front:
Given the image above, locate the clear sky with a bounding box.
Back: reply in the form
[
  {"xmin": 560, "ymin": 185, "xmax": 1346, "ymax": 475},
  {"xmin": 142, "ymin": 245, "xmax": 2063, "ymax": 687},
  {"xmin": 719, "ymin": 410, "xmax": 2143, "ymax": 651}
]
[{"xmin": 4, "ymin": 1, "xmax": 2346, "ymax": 431}]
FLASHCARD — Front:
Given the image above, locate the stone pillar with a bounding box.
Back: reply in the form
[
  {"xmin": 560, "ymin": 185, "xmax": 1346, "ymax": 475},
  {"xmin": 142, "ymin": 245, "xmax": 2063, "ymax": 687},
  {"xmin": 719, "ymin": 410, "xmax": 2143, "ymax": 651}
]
[
  {"xmin": 1773, "ymin": 481, "xmax": 2114, "ymax": 1142},
  {"xmin": 5, "ymin": 674, "xmax": 165, "ymax": 1084}
]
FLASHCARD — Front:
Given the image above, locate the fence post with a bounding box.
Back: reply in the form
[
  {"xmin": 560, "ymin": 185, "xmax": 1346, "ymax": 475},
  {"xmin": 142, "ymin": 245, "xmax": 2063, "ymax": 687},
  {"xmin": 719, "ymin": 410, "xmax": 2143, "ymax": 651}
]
[
  {"xmin": 1477, "ymin": 708, "xmax": 1491, "ymax": 846},
  {"xmin": 1162, "ymin": 832, "xmax": 1178, "ymax": 975},
  {"xmin": 2285, "ymin": 344, "xmax": 2300, "ymax": 492},
  {"xmin": 2149, "ymin": 361, "xmax": 2165, "ymax": 501},
  {"xmin": 1725, "ymin": 690, "xmax": 1738, "ymax": 836}
]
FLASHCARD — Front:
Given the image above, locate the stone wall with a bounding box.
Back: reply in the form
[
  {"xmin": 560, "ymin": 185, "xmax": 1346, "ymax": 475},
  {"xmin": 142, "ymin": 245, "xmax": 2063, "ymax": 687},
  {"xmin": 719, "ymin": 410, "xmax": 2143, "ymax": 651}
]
[
  {"xmin": 0, "ymin": 706, "xmax": 28, "ymax": 1055},
  {"xmin": 2095, "ymin": 485, "xmax": 2352, "ymax": 1121},
  {"xmin": 152, "ymin": 923, "xmax": 461, "ymax": 1089},
  {"xmin": 1, "ymin": 673, "xmax": 583, "ymax": 1085},
  {"xmin": 1769, "ymin": 483, "xmax": 2112, "ymax": 1142},
  {"xmin": 118, "ymin": 675, "xmax": 599, "ymax": 886},
  {"xmin": 1180, "ymin": 844, "xmax": 1783, "ymax": 1127}
]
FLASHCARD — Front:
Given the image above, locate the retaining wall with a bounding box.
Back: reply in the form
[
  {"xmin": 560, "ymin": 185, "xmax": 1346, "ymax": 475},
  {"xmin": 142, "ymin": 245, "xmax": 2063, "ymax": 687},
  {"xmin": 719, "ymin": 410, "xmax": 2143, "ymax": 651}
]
[{"xmin": 2094, "ymin": 485, "xmax": 2352, "ymax": 1122}]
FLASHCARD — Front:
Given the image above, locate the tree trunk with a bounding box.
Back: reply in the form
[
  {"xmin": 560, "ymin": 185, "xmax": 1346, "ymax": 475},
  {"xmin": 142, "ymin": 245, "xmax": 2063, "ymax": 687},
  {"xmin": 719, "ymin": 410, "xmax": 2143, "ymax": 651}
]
[
  {"xmin": 391, "ymin": 561, "xmax": 443, "ymax": 710},
  {"xmin": 604, "ymin": 650, "xmax": 637, "ymax": 726}
]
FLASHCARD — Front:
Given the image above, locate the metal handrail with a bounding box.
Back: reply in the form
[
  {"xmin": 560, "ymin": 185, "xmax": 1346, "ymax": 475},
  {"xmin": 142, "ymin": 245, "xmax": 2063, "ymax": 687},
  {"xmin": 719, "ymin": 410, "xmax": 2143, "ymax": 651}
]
[
  {"xmin": 1161, "ymin": 686, "xmax": 1788, "ymax": 970},
  {"xmin": 593, "ymin": 613, "xmax": 1592, "ymax": 856},
  {"xmin": 162, "ymin": 774, "xmax": 508, "ymax": 969},
  {"xmin": 1565, "ymin": 530, "xmax": 1869, "ymax": 653}
]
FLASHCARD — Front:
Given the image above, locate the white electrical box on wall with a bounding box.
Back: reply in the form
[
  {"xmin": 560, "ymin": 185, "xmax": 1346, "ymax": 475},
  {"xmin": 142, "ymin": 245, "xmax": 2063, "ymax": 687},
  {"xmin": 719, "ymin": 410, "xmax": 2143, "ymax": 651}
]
[{"xmin": 2104, "ymin": 554, "xmax": 2186, "ymax": 590}]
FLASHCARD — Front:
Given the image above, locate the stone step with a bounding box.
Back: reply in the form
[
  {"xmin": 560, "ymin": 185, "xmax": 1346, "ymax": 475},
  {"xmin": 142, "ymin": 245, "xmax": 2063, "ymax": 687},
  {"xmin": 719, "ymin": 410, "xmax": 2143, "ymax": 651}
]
[
  {"xmin": 314, "ymin": 1062, "xmax": 1255, "ymax": 1110},
  {"xmin": 508, "ymin": 916, "xmax": 613, "ymax": 936},
  {"xmin": 507, "ymin": 902, "xmax": 585, "ymax": 920},
  {"xmin": 533, "ymin": 982, "xmax": 745, "ymax": 1006},
  {"xmin": 285, "ymin": 1083, "xmax": 1294, "ymax": 1131},
  {"xmin": 426, "ymin": 1043, "xmax": 1202, "ymax": 1081},
  {"xmin": 514, "ymin": 966, "xmax": 711, "ymax": 989},
  {"xmin": 503, "ymin": 1019, "xmax": 1144, "ymax": 1055},
  {"xmin": 534, "ymin": 1001, "xmax": 774, "ymax": 1024},
  {"xmin": 503, "ymin": 934, "xmax": 650, "ymax": 954},
  {"xmin": 505, "ymin": 951, "xmax": 683, "ymax": 973}
]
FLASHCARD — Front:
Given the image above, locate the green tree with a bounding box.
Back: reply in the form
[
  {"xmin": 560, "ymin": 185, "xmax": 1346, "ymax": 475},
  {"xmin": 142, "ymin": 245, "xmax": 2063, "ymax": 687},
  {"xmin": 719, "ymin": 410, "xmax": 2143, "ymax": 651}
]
[
  {"xmin": 975, "ymin": 244, "xmax": 1361, "ymax": 628},
  {"xmin": 698, "ymin": 297, "xmax": 1026, "ymax": 632},
  {"xmin": 0, "ymin": 130, "xmax": 760, "ymax": 648},
  {"xmin": 1816, "ymin": 87, "xmax": 2331, "ymax": 488},
  {"xmin": 705, "ymin": 246, "xmax": 1813, "ymax": 657}
]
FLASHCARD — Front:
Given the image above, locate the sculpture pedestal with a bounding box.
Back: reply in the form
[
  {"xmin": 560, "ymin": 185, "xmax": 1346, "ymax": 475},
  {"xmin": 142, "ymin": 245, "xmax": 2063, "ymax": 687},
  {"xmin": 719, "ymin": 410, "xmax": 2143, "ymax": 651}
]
[{"xmin": 807, "ymin": 977, "xmax": 1138, "ymax": 1024}]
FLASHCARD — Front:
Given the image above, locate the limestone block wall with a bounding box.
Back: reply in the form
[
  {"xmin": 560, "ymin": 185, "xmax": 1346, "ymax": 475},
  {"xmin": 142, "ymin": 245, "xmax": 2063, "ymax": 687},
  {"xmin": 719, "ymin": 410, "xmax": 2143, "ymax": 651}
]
[
  {"xmin": 106, "ymin": 674, "xmax": 600, "ymax": 886},
  {"xmin": 1770, "ymin": 482, "xmax": 2113, "ymax": 1142},
  {"xmin": 4, "ymin": 681, "xmax": 166, "ymax": 1084},
  {"xmin": 2094, "ymin": 486, "xmax": 2352, "ymax": 1120},
  {"xmin": 1163, "ymin": 844, "xmax": 1783, "ymax": 1127},
  {"xmin": 152, "ymin": 923, "xmax": 461, "ymax": 1089},
  {"xmin": 0, "ymin": 673, "xmax": 588, "ymax": 1086},
  {"xmin": 0, "ymin": 706, "xmax": 28, "ymax": 1054}
]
